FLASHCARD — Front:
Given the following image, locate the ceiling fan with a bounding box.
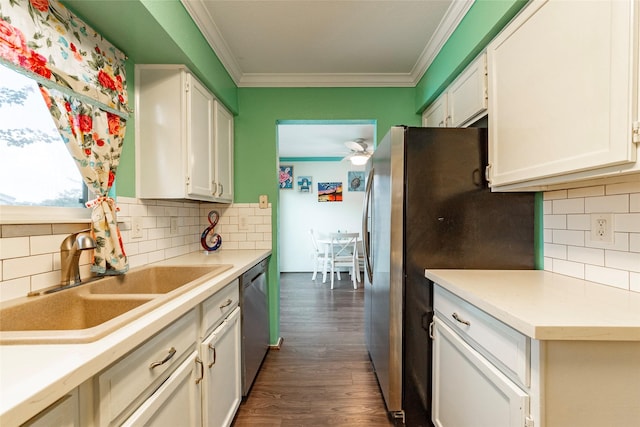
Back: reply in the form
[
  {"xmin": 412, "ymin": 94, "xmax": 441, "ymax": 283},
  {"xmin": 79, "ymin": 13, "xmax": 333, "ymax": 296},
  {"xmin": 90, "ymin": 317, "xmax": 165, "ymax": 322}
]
[{"xmin": 343, "ymin": 138, "xmax": 372, "ymax": 165}]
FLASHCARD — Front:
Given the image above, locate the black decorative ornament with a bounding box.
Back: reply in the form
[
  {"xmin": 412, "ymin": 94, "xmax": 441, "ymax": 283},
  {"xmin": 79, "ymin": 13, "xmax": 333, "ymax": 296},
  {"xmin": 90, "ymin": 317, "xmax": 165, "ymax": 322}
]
[{"xmin": 201, "ymin": 210, "xmax": 222, "ymax": 251}]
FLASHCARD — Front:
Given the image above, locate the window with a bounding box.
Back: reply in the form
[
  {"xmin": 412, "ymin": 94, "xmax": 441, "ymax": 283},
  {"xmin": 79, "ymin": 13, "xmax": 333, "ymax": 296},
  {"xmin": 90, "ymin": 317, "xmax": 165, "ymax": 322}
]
[{"xmin": 0, "ymin": 63, "xmax": 87, "ymax": 209}]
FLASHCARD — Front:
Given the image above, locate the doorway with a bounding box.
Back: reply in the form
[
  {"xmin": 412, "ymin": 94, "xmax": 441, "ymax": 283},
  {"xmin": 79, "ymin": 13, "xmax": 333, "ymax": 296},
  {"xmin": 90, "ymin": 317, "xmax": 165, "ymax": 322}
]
[{"xmin": 276, "ymin": 120, "xmax": 375, "ymax": 274}]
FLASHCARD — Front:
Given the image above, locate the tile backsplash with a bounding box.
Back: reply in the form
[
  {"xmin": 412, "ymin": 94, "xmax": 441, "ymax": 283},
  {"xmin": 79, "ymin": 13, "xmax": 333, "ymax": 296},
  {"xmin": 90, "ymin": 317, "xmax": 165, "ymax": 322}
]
[
  {"xmin": 0, "ymin": 197, "xmax": 272, "ymax": 302},
  {"xmin": 543, "ymin": 181, "xmax": 640, "ymax": 292}
]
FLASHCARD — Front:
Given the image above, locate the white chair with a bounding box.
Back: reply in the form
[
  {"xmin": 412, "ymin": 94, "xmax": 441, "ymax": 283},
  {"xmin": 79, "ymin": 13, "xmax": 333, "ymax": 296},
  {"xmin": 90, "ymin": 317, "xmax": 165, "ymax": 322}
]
[
  {"xmin": 328, "ymin": 232, "xmax": 359, "ymax": 289},
  {"xmin": 309, "ymin": 229, "xmax": 329, "ymax": 282},
  {"xmin": 355, "ymin": 240, "xmax": 365, "ymax": 283}
]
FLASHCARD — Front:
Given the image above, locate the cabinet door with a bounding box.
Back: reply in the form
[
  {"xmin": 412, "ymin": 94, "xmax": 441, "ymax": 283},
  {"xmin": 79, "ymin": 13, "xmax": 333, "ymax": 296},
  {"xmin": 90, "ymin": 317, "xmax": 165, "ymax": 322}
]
[
  {"xmin": 422, "ymin": 93, "xmax": 448, "ymax": 127},
  {"xmin": 487, "ymin": 0, "xmax": 637, "ymax": 188},
  {"xmin": 201, "ymin": 307, "xmax": 242, "ymax": 427},
  {"xmin": 186, "ymin": 74, "xmax": 215, "ymax": 200},
  {"xmin": 22, "ymin": 390, "xmax": 80, "ymax": 427},
  {"xmin": 213, "ymin": 101, "xmax": 234, "ymax": 203},
  {"xmin": 121, "ymin": 351, "xmax": 202, "ymax": 427},
  {"xmin": 448, "ymin": 53, "xmax": 487, "ymax": 127},
  {"xmin": 135, "ymin": 66, "xmax": 187, "ymax": 199},
  {"xmin": 432, "ymin": 317, "xmax": 529, "ymax": 427}
]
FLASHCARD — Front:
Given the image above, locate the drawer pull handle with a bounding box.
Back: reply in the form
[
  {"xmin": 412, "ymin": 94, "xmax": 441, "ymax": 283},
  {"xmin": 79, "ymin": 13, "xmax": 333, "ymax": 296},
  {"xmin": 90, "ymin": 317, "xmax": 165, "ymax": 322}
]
[
  {"xmin": 220, "ymin": 298, "xmax": 233, "ymax": 309},
  {"xmin": 195, "ymin": 357, "xmax": 204, "ymax": 384},
  {"xmin": 149, "ymin": 347, "xmax": 177, "ymax": 369},
  {"xmin": 208, "ymin": 343, "xmax": 217, "ymax": 368},
  {"xmin": 452, "ymin": 312, "xmax": 471, "ymax": 326}
]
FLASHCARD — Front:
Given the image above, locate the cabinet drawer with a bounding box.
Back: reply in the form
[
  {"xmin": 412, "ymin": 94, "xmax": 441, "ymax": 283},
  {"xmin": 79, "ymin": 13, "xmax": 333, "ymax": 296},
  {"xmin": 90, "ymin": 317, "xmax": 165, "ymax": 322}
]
[
  {"xmin": 432, "ymin": 317, "xmax": 529, "ymax": 427},
  {"xmin": 98, "ymin": 309, "xmax": 197, "ymax": 426},
  {"xmin": 201, "ymin": 279, "xmax": 239, "ymax": 337},
  {"xmin": 121, "ymin": 351, "xmax": 202, "ymax": 427},
  {"xmin": 434, "ymin": 285, "xmax": 529, "ymax": 387}
]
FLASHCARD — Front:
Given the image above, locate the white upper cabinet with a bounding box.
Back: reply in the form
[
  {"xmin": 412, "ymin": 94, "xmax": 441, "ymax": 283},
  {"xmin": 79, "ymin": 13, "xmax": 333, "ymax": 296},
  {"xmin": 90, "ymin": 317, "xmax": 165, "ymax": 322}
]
[
  {"xmin": 422, "ymin": 53, "xmax": 488, "ymax": 128},
  {"xmin": 487, "ymin": 0, "xmax": 639, "ymax": 190},
  {"xmin": 135, "ymin": 65, "xmax": 234, "ymax": 202},
  {"xmin": 187, "ymin": 75, "xmax": 215, "ymax": 200},
  {"xmin": 448, "ymin": 53, "xmax": 488, "ymax": 128},
  {"xmin": 422, "ymin": 93, "xmax": 448, "ymax": 127},
  {"xmin": 213, "ymin": 100, "xmax": 234, "ymax": 203}
]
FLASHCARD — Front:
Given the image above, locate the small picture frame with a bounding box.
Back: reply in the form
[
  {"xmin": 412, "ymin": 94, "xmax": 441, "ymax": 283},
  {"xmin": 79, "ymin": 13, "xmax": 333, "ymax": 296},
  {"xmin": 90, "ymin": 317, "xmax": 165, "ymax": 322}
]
[
  {"xmin": 318, "ymin": 182, "xmax": 343, "ymax": 202},
  {"xmin": 347, "ymin": 171, "xmax": 365, "ymax": 192},
  {"xmin": 297, "ymin": 176, "xmax": 312, "ymax": 192},
  {"xmin": 279, "ymin": 165, "xmax": 293, "ymax": 189}
]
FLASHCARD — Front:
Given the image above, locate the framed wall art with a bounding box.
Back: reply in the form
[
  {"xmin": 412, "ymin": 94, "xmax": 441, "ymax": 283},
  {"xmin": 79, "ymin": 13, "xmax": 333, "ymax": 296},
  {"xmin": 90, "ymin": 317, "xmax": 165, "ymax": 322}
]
[
  {"xmin": 317, "ymin": 182, "xmax": 342, "ymax": 202},
  {"xmin": 279, "ymin": 165, "xmax": 293, "ymax": 189},
  {"xmin": 297, "ymin": 176, "xmax": 312, "ymax": 192},
  {"xmin": 347, "ymin": 171, "xmax": 365, "ymax": 191}
]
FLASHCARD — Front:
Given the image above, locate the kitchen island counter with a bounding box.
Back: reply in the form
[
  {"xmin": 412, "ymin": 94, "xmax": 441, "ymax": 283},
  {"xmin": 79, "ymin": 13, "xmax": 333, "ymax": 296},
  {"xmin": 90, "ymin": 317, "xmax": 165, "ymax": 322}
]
[
  {"xmin": 425, "ymin": 269, "xmax": 640, "ymax": 341},
  {"xmin": 0, "ymin": 249, "xmax": 271, "ymax": 426}
]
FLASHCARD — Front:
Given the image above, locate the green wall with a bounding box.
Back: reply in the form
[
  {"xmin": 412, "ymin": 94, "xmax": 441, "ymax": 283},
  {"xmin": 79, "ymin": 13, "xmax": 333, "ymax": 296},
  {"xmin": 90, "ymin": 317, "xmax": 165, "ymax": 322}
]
[
  {"xmin": 415, "ymin": 0, "xmax": 527, "ymax": 112},
  {"xmin": 235, "ymin": 87, "xmax": 419, "ymax": 341}
]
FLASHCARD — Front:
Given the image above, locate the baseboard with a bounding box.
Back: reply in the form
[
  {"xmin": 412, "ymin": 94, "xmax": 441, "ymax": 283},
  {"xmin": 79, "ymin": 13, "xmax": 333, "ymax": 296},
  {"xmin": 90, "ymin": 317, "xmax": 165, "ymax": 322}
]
[{"xmin": 269, "ymin": 336, "xmax": 284, "ymax": 350}]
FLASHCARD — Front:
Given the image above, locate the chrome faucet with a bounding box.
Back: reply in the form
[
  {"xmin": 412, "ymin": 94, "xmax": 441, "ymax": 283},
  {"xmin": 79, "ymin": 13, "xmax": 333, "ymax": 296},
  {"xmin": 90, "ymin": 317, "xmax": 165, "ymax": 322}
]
[{"xmin": 59, "ymin": 229, "xmax": 96, "ymax": 287}]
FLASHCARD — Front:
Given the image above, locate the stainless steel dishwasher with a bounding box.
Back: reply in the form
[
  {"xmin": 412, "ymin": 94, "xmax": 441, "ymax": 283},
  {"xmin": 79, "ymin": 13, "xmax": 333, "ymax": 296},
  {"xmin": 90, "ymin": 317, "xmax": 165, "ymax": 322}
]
[{"xmin": 239, "ymin": 257, "xmax": 270, "ymax": 396}]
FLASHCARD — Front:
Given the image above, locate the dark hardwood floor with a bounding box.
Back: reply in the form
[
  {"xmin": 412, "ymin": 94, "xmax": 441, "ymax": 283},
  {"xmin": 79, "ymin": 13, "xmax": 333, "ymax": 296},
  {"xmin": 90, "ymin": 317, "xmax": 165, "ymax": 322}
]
[{"xmin": 232, "ymin": 272, "xmax": 393, "ymax": 427}]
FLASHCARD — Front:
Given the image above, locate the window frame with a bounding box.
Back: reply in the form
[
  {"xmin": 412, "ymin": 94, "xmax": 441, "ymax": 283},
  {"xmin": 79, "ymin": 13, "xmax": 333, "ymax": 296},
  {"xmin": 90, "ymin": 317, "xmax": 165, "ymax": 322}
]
[
  {"xmin": 0, "ymin": 205, "xmax": 91, "ymax": 224},
  {"xmin": 0, "ymin": 63, "xmax": 92, "ymax": 224}
]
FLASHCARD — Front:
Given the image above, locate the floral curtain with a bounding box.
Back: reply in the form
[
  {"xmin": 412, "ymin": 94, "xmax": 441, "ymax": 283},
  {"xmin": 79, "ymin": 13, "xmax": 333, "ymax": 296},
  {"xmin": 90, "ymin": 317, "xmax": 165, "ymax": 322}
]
[
  {"xmin": 0, "ymin": 0, "xmax": 129, "ymax": 115},
  {"xmin": 41, "ymin": 86, "xmax": 128, "ymax": 274},
  {"xmin": 1, "ymin": 0, "xmax": 130, "ymax": 275}
]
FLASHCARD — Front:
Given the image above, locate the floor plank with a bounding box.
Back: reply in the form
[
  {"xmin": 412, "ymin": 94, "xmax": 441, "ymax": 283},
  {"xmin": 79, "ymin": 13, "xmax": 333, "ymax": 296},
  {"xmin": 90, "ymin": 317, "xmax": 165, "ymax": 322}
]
[{"xmin": 232, "ymin": 272, "xmax": 393, "ymax": 427}]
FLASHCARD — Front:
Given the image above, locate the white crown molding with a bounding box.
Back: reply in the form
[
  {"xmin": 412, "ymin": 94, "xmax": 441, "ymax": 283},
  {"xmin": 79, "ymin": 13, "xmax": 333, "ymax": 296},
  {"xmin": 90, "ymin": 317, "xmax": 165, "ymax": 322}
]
[
  {"xmin": 410, "ymin": 0, "xmax": 475, "ymax": 85},
  {"xmin": 181, "ymin": 0, "xmax": 474, "ymax": 88},
  {"xmin": 180, "ymin": 0, "xmax": 243, "ymax": 85},
  {"xmin": 238, "ymin": 73, "xmax": 416, "ymax": 88}
]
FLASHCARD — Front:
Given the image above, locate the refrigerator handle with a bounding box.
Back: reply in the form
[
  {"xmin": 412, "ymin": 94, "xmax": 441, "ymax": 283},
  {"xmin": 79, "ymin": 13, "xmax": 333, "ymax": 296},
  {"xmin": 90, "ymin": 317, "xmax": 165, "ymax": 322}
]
[{"xmin": 362, "ymin": 167, "xmax": 374, "ymax": 283}]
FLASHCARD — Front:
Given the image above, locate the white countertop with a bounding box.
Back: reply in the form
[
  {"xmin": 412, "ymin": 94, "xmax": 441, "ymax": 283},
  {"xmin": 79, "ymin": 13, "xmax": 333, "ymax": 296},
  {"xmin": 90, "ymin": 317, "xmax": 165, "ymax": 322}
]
[
  {"xmin": 425, "ymin": 269, "xmax": 640, "ymax": 342},
  {"xmin": 0, "ymin": 249, "xmax": 271, "ymax": 426}
]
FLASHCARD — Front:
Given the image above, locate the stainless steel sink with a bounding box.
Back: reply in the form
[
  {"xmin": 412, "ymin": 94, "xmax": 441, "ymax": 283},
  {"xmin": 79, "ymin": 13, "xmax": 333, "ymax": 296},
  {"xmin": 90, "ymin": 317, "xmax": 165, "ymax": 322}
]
[{"xmin": 0, "ymin": 264, "xmax": 233, "ymax": 344}]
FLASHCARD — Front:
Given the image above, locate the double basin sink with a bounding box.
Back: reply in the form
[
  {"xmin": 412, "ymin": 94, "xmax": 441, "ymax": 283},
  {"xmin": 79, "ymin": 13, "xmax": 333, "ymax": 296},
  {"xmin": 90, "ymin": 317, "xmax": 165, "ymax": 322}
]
[{"xmin": 0, "ymin": 264, "xmax": 232, "ymax": 345}]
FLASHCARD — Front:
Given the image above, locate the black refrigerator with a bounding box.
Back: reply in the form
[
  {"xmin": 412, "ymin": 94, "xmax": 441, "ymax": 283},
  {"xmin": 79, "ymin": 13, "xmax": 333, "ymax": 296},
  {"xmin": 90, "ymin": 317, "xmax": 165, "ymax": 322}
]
[{"xmin": 361, "ymin": 126, "xmax": 535, "ymax": 426}]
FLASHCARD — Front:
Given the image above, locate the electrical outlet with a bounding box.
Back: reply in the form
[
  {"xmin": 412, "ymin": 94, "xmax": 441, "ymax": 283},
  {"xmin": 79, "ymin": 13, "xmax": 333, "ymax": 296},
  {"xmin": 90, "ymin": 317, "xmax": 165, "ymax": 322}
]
[
  {"xmin": 239, "ymin": 215, "xmax": 249, "ymax": 231},
  {"xmin": 590, "ymin": 213, "xmax": 614, "ymax": 244},
  {"xmin": 259, "ymin": 194, "xmax": 268, "ymax": 209},
  {"xmin": 131, "ymin": 217, "xmax": 143, "ymax": 239},
  {"xmin": 170, "ymin": 217, "xmax": 178, "ymax": 235}
]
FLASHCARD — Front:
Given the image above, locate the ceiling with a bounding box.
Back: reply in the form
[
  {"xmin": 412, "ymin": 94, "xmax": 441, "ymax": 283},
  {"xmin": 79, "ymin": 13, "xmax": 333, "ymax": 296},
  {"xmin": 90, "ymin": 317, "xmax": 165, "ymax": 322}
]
[
  {"xmin": 181, "ymin": 0, "xmax": 471, "ymax": 88},
  {"xmin": 180, "ymin": 1, "xmax": 473, "ymax": 158}
]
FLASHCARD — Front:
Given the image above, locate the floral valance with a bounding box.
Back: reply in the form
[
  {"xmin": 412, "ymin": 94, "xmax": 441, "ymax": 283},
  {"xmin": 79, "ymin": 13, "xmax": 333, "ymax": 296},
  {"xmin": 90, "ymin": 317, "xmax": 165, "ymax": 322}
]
[{"xmin": 0, "ymin": 0, "xmax": 129, "ymax": 117}]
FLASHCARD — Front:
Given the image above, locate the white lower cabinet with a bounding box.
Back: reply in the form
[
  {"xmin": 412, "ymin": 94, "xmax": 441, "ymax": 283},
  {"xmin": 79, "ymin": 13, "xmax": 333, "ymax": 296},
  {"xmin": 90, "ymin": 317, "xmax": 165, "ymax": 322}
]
[
  {"xmin": 121, "ymin": 351, "xmax": 202, "ymax": 427},
  {"xmin": 432, "ymin": 317, "xmax": 529, "ymax": 427},
  {"xmin": 432, "ymin": 284, "xmax": 640, "ymax": 427},
  {"xmin": 91, "ymin": 280, "xmax": 243, "ymax": 427},
  {"xmin": 201, "ymin": 306, "xmax": 242, "ymax": 427},
  {"xmin": 97, "ymin": 309, "xmax": 198, "ymax": 426},
  {"xmin": 22, "ymin": 390, "xmax": 80, "ymax": 427}
]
